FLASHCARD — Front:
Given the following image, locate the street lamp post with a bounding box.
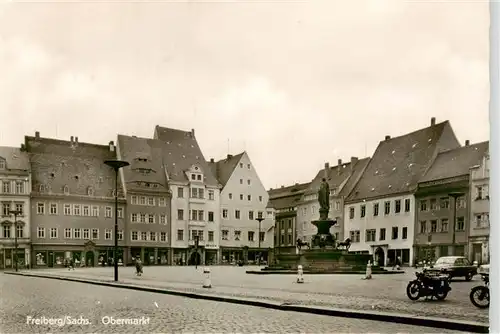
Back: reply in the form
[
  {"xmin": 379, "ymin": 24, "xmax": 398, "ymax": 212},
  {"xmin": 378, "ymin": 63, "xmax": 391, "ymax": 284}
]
[
  {"xmin": 194, "ymin": 235, "xmax": 199, "ymax": 269},
  {"xmin": 104, "ymin": 159, "xmax": 130, "ymax": 282},
  {"xmin": 449, "ymin": 192, "xmax": 465, "ymax": 256},
  {"xmin": 9, "ymin": 209, "xmax": 22, "ymax": 272},
  {"xmin": 256, "ymin": 217, "xmax": 264, "ymax": 266}
]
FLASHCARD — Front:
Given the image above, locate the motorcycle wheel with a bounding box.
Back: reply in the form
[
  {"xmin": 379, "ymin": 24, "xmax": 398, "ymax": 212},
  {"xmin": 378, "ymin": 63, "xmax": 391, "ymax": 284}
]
[
  {"xmin": 406, "ymin": 281, "xmax": 420, "ymax": 301},
  {"xmin": 435, "ymin": 289, "xmax": 448, "ymax": 301},
  {"xmin": 470, "ymin": 286, "xmax": 489, "ymax": 309}
]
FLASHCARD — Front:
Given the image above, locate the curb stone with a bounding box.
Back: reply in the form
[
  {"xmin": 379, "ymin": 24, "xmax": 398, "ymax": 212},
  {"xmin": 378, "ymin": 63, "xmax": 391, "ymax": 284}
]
[{"xmin": 5, "ymin": 271, "xmax": 489, "ymax": 333}]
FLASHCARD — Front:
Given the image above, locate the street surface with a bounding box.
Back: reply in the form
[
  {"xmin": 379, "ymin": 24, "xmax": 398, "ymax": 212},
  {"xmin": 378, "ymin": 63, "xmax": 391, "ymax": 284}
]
[
  {"xmin": 0, "ymin": 274, "xmax": 461, "ymax": 333},
  {"xmin": 22, "ymin": 265, "xmax": 489, "ymax": 323}
]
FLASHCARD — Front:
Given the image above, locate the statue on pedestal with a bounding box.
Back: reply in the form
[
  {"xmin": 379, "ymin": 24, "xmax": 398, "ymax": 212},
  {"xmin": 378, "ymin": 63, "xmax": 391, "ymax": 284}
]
[{"xmin": 318, "ymin": 178, "xmax": 330, "ymax": 221}]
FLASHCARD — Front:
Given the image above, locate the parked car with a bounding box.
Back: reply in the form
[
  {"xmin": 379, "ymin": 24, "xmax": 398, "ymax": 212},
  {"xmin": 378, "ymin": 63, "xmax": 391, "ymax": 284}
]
[
  {"xmin": 478, "ymin": 263, "xmax": 490, "ymax": 275},
  {"xmin": 429, "ymin": 256, "xmax": 477, "ymax": 281}
]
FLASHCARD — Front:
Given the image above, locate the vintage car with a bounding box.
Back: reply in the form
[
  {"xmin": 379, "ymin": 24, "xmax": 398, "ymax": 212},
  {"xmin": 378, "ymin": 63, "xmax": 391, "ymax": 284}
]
[{"xmin": 429, "ymin": 256, "xmax": 478, "ymax": 281}]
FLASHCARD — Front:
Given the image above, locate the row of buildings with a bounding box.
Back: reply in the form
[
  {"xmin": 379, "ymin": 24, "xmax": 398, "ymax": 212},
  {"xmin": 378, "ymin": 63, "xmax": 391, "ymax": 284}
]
[
  {"xmin": 269, "ymin": 117, "xmax": 490, "ymax": 266},
  {"xmin": 0, "ymin": 126, "xmax": 274, "ymax": 269}
]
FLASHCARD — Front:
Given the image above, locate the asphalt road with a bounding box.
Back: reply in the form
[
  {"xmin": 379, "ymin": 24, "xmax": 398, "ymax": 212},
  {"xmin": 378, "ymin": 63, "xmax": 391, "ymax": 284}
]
[{"xmin": 0, "ymin": 274, "xmax": 461, "ymax": 333}]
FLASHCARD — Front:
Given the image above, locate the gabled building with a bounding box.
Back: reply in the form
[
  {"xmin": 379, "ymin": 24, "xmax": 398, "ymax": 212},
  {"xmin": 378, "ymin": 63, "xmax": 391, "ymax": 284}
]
[
  {"xmin": 414, "ymin": 141, "xmax": 488, "ymax": 264},
  {"xmin": 344, "ymin": 118, "xmax": 461, "ymax": 266},
  {"xmin": 208, "ymin": 152, "xmax": 272, "ymax": 264},
  {"xmin": 116, "ymin": 135, "xmax": 172, "ymax": 265},
  {"xmin": 26, "ymin": 132, "xmax": 126, "ymax": 268},
  {"xmin": 268, "ymin": 182, "xmax": 310, "ymax": 254},
  {"xmin": 0, "ymin": 146, "xmax": 31, "ymax": 269},
  {"xmin": 297, "ymin": 157, "xmax": 370, "ymax": 244},
  {"xmin": 469, "ymin": 150, "xmax": 490, "ymax": 264},
  {"xmin": 154, "ymin": 126, "xmax": 221, "ymax": 266}
]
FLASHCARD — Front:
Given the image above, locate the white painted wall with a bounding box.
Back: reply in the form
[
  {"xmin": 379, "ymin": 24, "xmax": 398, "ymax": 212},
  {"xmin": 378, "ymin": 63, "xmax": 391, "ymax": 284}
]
[
  {"xmin": 344, "ymin": 194, "xmax": 415, "ymax": 265},
  {"xmin": 219, "ymin": 153, "xmax": 273, "ymax": 249}
]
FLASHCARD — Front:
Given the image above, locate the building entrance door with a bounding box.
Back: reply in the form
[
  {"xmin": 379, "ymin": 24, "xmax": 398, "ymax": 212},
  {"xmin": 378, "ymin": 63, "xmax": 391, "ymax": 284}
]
[{"xmin": 473, "ymin": 243, "xmax": 482, "ymax": 264}]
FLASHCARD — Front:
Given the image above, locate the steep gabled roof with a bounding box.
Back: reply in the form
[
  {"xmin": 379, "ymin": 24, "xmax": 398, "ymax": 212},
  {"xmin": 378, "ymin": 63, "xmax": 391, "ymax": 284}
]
[
  {"xmin": 268, "ymin": 182, "xmax": 310, "ymax": 210},
  {"xmin": 0, "ymin": 146, "xmax": 30, "ymax": 171},
  {"xmin": 345, "ymin": 120, "xmax": 460, "ymax": 202},
  {"xmin": 420, "ymin": 141, "xmax": 489, "ymax": 183},
  {"xmin": 339, "ymin": 157, "xmax": 371, "ymax": 197},
  {"xmin": 117, "ymin": 134, "xmax": 169, "ymax": 193},
  {"xmin": 154, "ymin": 126, "xmax": 218, "ymax": 186},
  {"xmin": 207, "ymin": 152, "xmax": 244, "ymax": 187}
]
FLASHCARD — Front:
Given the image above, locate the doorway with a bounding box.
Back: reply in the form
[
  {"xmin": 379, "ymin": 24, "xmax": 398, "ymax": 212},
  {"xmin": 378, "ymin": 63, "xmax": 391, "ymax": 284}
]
[
  {"xmin": 473, "ymin": 243, "xmax": 482, "ymax": 264},
  {"xmin": 374, "ymin": 247, "xmax": 385, "ymax": 266},
  {"xmin": 85, "ymin": 251, "xmax": 95, "ymax": 267},
  {"xmin": 189, "ymin": 251, "xmax": 201, "ymax": 266}
]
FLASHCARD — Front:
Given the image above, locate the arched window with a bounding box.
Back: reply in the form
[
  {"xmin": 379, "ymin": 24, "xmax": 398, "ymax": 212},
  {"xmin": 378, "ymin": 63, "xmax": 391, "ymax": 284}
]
[
  {"xmin": 39, "ymin": 184, "xmax": 45, "ymax": 193},
  {"xmin": 63, "ymin": 185, "xmax": 69, "ymax": 195}
]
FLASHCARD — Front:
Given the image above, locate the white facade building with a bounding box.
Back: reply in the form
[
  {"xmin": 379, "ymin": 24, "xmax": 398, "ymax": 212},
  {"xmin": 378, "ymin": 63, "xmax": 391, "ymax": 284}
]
[
  {"xmin": 0, "ymin": 147, "xmax": 31, "ymax": 269},
  {"xmin": 209, "ymin": 152, "xmax": 272, "ymax": 264}
]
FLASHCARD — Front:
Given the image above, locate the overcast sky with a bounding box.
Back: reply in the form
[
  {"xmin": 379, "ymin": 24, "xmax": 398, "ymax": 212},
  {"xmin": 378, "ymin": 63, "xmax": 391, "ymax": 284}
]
[{"xmin": 0, "ymin": 0, "xmax": 490, "ymax": 189}]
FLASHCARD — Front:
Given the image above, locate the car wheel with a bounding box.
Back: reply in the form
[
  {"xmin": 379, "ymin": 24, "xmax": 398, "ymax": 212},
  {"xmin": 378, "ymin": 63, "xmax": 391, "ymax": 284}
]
[{"xmin": 465, "ymin": 272, "xmax": 474, "ymax": 281}]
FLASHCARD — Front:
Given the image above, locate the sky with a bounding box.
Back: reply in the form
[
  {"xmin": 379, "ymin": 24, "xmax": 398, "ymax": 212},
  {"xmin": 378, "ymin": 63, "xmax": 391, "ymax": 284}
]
[{"xmin": 0, "ymin": 0, "xmax": 490, "ymax": 189}]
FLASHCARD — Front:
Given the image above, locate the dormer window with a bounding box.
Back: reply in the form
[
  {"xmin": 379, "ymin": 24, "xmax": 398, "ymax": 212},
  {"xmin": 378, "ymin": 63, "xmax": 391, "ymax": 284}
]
[
  {"xmin": 63, "ymin": 185, "xmax": 69, "ymax": 195},
  {"xmin": 191, "ymin": 174, "xmax": 196, "ymax": 180},
  {"xmin": 87, "ymin": 186, "xmax": 94, "ymax": 196},
  {"xmin": 0, "ymin": 159, "xmax": 5, "ymax": 170},
  {"xmin": 136, "ymin": 157, "xmax": 148, "ymax": 162},
  {"xmin": 197, "ymin": 175, "xmax": 202, "ymax": 181},
  {"xmin": 39, "ymin": 184, "xmax": 46, "ymax": 193}
]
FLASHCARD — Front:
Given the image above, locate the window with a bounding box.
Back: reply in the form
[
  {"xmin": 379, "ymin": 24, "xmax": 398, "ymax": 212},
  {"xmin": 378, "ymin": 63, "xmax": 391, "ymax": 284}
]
[
  {"xmin": 349, "ymin": 230, "xmax": 360, "ymax": 242},
  {"xmin": 360, "ymin": 205, "xmax": 366, "ymax": 218},
  {"xmin": 249, "ymin": 211, "xmax": 254, "ymax": 220},
  {"xmin": 365, "ymin": 229, "xmax": 376, "ymax": 242},
  {"xmin": 66, "ymin": 228, "xmax": 73, "ymax": 239},
  {"xmin": 131, "ymin": 213, "xmax": 138, "ymax": 222},
  {"xmin": 141, "ymin": 232, "xmax": 147, "ymax": 241},
  {"xmin": 16, "ymin": 225, "xmax": 23, "ymax": 238},
  {"xmin": 234, "ymin": 230, "xmax": 241, "ymax": 241},
  {"xmin": 191, "ymin": 188, "xmax": 200, "ymax": 198},
  {"xmin": 118, "ymin": 230, "xmax": 124, "ymax": 240},
  {"xmin": 37, "ymin": 203, "xmax": 45, "ymax": 215},
  {"xmin": 395, "ymin": 200, "xmax": 401, "ymax": 213},
  {"xmin": 148, "ymin": 197, "xmax": 155, "ymax": 206},
  {"xmin": 131, "ymin": 231, "xmax": 138, "ymax": 241},
  {"xmin": 63, "ymin": 185, "xmax": 69, "ymax": 195},
  {"xmin": 160, "ymin": 232, "xmax": 166, "ymax": 242},
  {"xmin": 258, "ymin": 211, "xmax": 263, "ymax": 219},
  {"xmin": 92, "ymin": 228, "xmax": 99, "ymax": 239},
  {"xmin": 335, "ymin": 201, "xmax": 341, "ymax": 210},
  {"xmin": 240, "ymin": 179, "xmax": 243, "ymax": 184},
  {"xmin": 402, "ymin": 227, "xmax": 408, "ymax": 239},
  {"xmin": 222, "ymin": 209, "xmax": 228, "ymax": 219},
  {"xmin": 15, "ymin": 203, "xmax": 24, "ymax": 215},
  {"xmin": 117, "ymin": 208, "xmax": 123, "ymax": 218},
  {"xmin": 208, "ymin": 211, "xmax": 214, "ymax": 222},
  {"xmin": 150, "ymin": 232, "xmax": 156, "ymax": 241},
  {"xmin": 431, "ymin": 220, "xmax": 437, "ymax": 232},
  {"xmin": 148, "ymin": 214, "xmax": 155, "ymax": 223},
  {"xmin": 373, "ymin": 203, "xmax": 379, "ymax": 216},
  {"xmin": 247, "ymin": 179, "xmax": 251, "ymax": 185},
  {"xmin": 50, "ymin": 228, "xmax": 58, "ymax": 239},
  {"xmin": 420, "ymin": 200, "xmax": 427, "ymax": 211},
  {"xmin": 2, "ymin": 181, "xmax": 11, "ymax": 193},
  {"xmin": 191, "ymin": 174, "xmax": 196, "ymax": 180},
  {"xmin": 259, "ymin": 196, "xmax": 263, "ymax": 202},
  {"xmin": 198, "ymin": 210, "xmax": 204, "ymax": 221},
  {"xmin": 259, "ymin": 232, "xmax": 265, "ymax": 242},
  {"xmin": 239, "ymin": 194, "xmax": 243, "ymax": 200},
  {"xmin": 72, "ymin": 204, "xmax": 80, "ymax": 216},
  {"xmin": 39, "ymin": 184, "xmax": 45, "ymax": 193},
  {"xmin": 158, "ymin": 198, "xmax": 166, "ymax": 206},
  {"xmin": 235, "ymin": 210, "xmax": 240, "ymax": 219},
  {"xmin": 177, "ymin": 209, "xmax": 184, "ymax": 220},
  {"xmin": 208, "ymin": 231, "xmax": 214, "ymax": 242},
  {"xmin": 248, "ymin": 231, "xmax": 255, "ymax": 241},
  {"xmin": 197, "ymin": 230, "xmax": 204, "ymax": 241},
  {"xmin": 139, "ymin": 196, "xmax": 146, "ymax": 205},
  {"xmin": 404, "ymin": 198, "xmax": 411, "ymax": 212},
  {"xmin": 247, "ymin": 164, "xmax": 251, "ymax": 169},
  {"xmin": 105, "ymin": 206, "xmax": 112, "ymax": 218},
  {"xmin": 476, "ymin": 186, "xmax": 483, "ymax": 200},
  {"xmin": 2, "ymin": 225, "xmax": 10, "ymax": 238},
  {"xmin": 247, "ymin": 195, "xmax": 251, "ymax": 201},
  {"xmin": 83, "ymin": 205, "xmax": 90, "ymax": 216},
  {"xmin": 384, "ymin": 201, "xmax": 390, "ymax": 215},
  {"xmin": 229, "ymin": 193, "xmax": 232, "ymax": 199},
  {"xmin": 199, "ymin": 188, "xmax": 204, "ymax": 199},
  {"xmin": 177, "ymin": 229, "xmax": 184, "ymax": 241},
  {"xmin": 420, "ymin": 221, "xmax": 427, "ymax": 234},
  {"xmin": 0, "ymin": 159, "xmax": 5, "ymax": 169},
  {"xmin": 83, "ymin": 228, "xmax": 90, "ymax": 239},
  {"xmin": 440, "ymin": 197, "xmax": 449, "ymax": 209},
  {"xmin": 140, "ymin": 213, "xmax": 146, "ymax": 223},
  {"xmin": 457, "ymin": 197, "xmax": 466, "ymax": 209},
  {"xmin": 73, "ymin": 228, "xmax": 81, "ymax": 239},
  {"xmin": 441, "ymin": 219, "xmax": 449, "ymax": 232},
  {"xmin": 391, "ymin": 226, "xmax": 398, "ymax": 239},
  {"xmin": 37, "ymin": 227, "xmax": 45, "ymax": 238},
  {"xmin": 456, "ymin": 216, "xmax": 465, "ymax": 231},
  {"xmin": 2, "ymin": 203, "xmax": 9, "ymax": 216},
  {"xmin": 176, "ymin": 187, "xmax": 184, "ymax": 198},
  {"xmin": 240, "ymin": 163, "xmax": 243, "ymax": 168},
  {"xmin": 92, "ymin": 206, "xmax": 99, "ymax": 217},
  {"xmin": 131, "ymin": 196, "xmax": 138, "ymax": 204},
  {"xmin": 208, "ymin": 190, "xmax": 214, "ymax": 200},
  {"xmin": 15, "ymin": 181, "xmax": 24, "ymax": 194},
  {"xmin": 160, "ymin": 215, "xmax": 166, "ymax": 224},
  {"xmin": 222, "ymin": 230, "xmax": 229, "ymax": 240},
  {"xmin": 349, "ymin": 207, "xmax": 354, "ymax": 219},
  {"xmin": 379, "ymin": 228, "xmax": 386, "ymax": 241},
  {"xmin": 430, "ymin": 199, "xmax": 437, "ymax": 210}
]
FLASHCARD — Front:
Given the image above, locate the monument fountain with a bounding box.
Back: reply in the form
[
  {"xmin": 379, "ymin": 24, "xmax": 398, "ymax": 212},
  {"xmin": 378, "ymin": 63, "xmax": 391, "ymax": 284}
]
[{"xmin": 247, "ymin": 179, "xmax": 398, "ymax": 275}]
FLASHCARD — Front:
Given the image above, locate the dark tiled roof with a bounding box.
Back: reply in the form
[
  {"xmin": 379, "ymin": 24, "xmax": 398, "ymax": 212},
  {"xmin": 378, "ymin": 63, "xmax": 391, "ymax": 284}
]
[
  {"xmin": 116, "ymin": 135, "xmax": 169, "ymax": 193},
  {"xmin": 154, "ymin": 126, "xmax": 219, "ymax": 187},
  {"xmin": 25, "ymin": 136, "xmax": 121, "ymax": 197},
  {"xmin": 268, "ymin": 182, "xmax": 310, "ymax": 210},
  {"xmin": 0, "ymin": 146, "xmax": 30, "ymax": 171},
  {"xmin": 208, "ymin": 152, "xmax": 245, "ymax": 187},
  {"xmin": 345, "ymin": 121, "xmax": 460, "ymax": 202},
  {"xmin": 420, "ymin": 141, "xmax": 489, "ymax": 183},
  {"xmin": 339, "ymin": 158, "xmax": 371, "ymax": 197}
]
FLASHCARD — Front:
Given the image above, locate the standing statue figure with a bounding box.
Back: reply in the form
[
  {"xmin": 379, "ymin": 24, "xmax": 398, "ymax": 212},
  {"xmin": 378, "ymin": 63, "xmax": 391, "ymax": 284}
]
[{"xmin": 318, "ymin": 178, "xmax": 330, "ymax": 221}]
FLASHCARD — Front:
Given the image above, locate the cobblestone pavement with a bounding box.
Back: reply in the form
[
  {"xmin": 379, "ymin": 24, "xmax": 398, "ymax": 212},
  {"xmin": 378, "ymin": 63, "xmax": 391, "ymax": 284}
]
[
  {"xmin": 22, "ymin": 265, "xmax": 489, "ymax": 323},
  {"xmin": 0, "ymin": 274, "xmax": 461, "ymax": 333}
]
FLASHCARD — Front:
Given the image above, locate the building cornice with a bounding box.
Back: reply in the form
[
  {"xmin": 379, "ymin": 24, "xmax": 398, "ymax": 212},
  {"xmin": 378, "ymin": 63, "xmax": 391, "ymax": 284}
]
[
  {"xmin": 345, "ymin": 191, "xmax": 413, "ymax": 205},
  {"xmin": 419, "ymin": 175, "xmax": 469, "ymax": 188},
  {"xmin": 31, "ymin": 193, "xmax": 127, "ymax": 204}
]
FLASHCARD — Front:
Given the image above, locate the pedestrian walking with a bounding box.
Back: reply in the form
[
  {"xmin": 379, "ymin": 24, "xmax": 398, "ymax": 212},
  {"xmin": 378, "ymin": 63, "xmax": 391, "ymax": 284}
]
[
  {"xmin": 392, "ymin": 256, "xmax": 401, "ymax": 270},
  {"xmin": 135, "ymin": 257, "xmax": 143, "ymax": 276}
]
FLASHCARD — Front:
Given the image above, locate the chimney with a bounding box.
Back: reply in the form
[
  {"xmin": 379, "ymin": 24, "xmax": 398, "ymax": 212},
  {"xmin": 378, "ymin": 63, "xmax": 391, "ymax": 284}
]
[
  {"xmin": 338, "ymin": 159, "xmax": 342, "ymax": 166},
  {"xmin": 385, "ymin": 135, "xmax": 391, "ymax": 141},
  {"xmin": 324, "ymin": 162, "xmax": 329, "ymax": 170},
  {"xmin": 74, "ymin": 137, "xmax": 78, "ymax": 145},
  {"xmin": 227, "ymin": 154, "xmax": 233, "ymax": 159},
  {"xmin": 109, "ymin": 141, "xmax": 115, "ymax": 152},
  {"xmin": 191, "ymin": 129, "xmax": 195, "ymax": 137},
  {"xmin": 465, "ymin": 140, "xmax": 470, "ymax": 146},
  {"xmin": 70, "ymin": 136, "xmax": 74, "ymax": 144},
  {"xmin": 431, "ymin": 117, "xmax": 436, "ymax": 126},
  {"xmin": 281, "ymin": 185, "xmax": 284, "ymax": 188},
  {"xmin": 324, "ymin": 162, "xmax": 329, "ymax": 178},
  {"xmin": 35, "ymin": 131, "xmax": 40, "ymax": 139},
  {"xmin": 210, "ymin": 158, "xmax": 214, "ymax": 163},
  {"xmin": 20, "ymin": 144, "xmax": 26, "ymax": 151},
  {"xmin": 350, "ymin": 157, "xmax": 358, "ymax": 172}
]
